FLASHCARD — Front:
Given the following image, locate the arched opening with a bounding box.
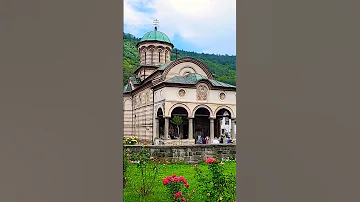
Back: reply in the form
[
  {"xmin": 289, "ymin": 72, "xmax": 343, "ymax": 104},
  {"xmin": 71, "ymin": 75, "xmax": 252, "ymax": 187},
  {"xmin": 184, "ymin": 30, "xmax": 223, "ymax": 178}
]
[
  {"xmin": 170, "ymin": 107, "xmax": 189, "ymax": 139},
  {"xmin": 215, "ymin": 108, "xmax": 232, "ymax": 139},
  {"xmin": 194, "ymin": 107, "xmax": 211, "ymax": 142},
  {"xmin": 144, "ymin": 52, "xmax": 147, "ymax": 65},
  {"xmin": 151, "ymin": 49, "xmax": 154, "ymax": 65},
  {"xmin": 157, "ymin": 108, "xmax": 165, "ymax": 138}
]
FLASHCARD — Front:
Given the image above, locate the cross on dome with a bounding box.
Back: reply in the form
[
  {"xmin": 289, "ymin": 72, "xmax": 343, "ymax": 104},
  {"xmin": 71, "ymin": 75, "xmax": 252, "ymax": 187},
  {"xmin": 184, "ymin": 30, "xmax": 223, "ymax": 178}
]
[{"xmin": 153, "ymin": 19, "xmax": 159, "ymax": 31}]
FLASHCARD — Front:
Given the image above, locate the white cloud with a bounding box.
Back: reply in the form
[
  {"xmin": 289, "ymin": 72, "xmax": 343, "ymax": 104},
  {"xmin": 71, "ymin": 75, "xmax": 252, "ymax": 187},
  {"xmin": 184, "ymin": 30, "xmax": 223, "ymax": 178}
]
[{"xmin": 124, "ymin": 0, "xmax": 236, "ymax": 55}]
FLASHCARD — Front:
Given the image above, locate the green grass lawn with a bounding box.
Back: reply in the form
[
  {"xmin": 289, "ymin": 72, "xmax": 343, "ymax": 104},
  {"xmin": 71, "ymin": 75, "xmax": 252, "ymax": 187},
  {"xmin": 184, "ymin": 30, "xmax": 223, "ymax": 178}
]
[{"xmin": 124, "ymin": 161, "xmax": 236, "ymax": 202}]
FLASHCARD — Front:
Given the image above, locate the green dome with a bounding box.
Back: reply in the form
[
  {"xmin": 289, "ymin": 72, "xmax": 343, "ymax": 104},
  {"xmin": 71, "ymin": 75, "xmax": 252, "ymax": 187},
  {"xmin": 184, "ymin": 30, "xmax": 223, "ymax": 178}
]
[{"xmin": 140, "ymin": 30, "xmax": 172, "ymax": 44}]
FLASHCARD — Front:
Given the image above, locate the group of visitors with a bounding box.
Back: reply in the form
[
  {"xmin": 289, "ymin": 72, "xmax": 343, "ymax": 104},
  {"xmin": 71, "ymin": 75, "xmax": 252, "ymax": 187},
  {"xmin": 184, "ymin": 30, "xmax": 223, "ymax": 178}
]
[
  {"xmin": 196, "ymin": 135, "xmax": 233, "ymax": 144},
  {"xmin": 212, "ymin": 136, "xmax": 233, "ymax": 144}
]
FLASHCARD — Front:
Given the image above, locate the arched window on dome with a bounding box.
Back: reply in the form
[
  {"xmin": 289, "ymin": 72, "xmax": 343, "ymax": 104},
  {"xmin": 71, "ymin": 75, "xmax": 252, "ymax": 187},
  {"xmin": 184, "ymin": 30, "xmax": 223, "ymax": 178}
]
[
  {"xmin": 165, "ymin": 50, "xmax": 168, "ymax": 62},
  {"xmin": 151, "ymin": 49, "xmax": 154, "ymax": 65},
  {"xmin": 144, "ymin": 52, "xmax": 147, "ymax": 65},
  {"xmin": 159, "ymin": 52, "xmax": 161, "ymax": 63}
]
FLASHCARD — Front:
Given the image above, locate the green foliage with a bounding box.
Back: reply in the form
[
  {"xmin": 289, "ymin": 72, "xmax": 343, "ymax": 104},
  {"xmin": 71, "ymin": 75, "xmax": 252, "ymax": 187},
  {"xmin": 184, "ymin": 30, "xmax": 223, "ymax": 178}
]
[
  {"xmin": 170, "ymin": 115, "xmax": 183, "ymax": 127},
  {"xmin": 171, "ymin": 115, "xmax": 183, "ymax": 139},
  {"xmin": 123, "ymin": 33, "xmax": 236, "ymax": 86},
  {"xmin": 123, "ymin": 160, "xmax": 236, "ymax": 201},
  {"xmin": 125, "ymin": 147, "xmax": 160, "ymax": 200},
  {"xmin": 194, "ymin": 159, "xmax": 236, "ymax": 202}
]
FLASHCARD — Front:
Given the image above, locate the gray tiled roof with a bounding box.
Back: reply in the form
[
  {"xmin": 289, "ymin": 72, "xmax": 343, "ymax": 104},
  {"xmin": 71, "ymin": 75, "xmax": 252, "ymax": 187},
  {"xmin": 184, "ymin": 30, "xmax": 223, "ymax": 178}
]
[
  {"xmin": 129, "ymin": 76, "xmax": 141, "ymax": 84},
  {"xmin": 166, "ymin": 73, "xmax": 235, "ymax": 88},
  {"xmin": 123, "ymin": 83, "xmax": 132, "ymax": 93},
  {"xmin": 157, "ymin": 61, "xmax": 173, "ymax": 71}
]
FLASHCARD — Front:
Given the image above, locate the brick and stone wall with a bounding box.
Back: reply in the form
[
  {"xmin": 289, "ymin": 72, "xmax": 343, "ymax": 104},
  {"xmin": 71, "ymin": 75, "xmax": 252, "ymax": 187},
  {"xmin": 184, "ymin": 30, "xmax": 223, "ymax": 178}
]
[{"xmin": 124, "ymin": 144, "xmax": 236, "ymax": 164}]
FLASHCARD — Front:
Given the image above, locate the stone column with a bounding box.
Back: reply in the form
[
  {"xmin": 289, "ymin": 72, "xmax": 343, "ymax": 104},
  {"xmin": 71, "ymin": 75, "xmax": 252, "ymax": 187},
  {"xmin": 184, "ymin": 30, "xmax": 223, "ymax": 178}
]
[
  {"xmin": 188, "ymin": 118, "xmax": 194, "ymax": 140},
  {"xmin": 155, "ymin": 118, "xmax": 159, "ymax": 138},
  {"xmin": 231, "ymin": 119, "xmax": 236, "ymax": 139},
  {"xmin": 209, "ymin": 118, "xmax": 215, "ymax": 140},
  {"xmin": 164, "ymin": 117, "xmax": 170, "ymax": 139}
]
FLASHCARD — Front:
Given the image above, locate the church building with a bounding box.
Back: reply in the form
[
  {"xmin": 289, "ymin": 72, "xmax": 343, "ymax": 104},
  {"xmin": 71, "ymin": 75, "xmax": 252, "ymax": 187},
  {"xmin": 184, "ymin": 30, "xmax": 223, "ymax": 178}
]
[{"xmin": 123, "ymin": 23, "xmax": 236, "ymax": 145}]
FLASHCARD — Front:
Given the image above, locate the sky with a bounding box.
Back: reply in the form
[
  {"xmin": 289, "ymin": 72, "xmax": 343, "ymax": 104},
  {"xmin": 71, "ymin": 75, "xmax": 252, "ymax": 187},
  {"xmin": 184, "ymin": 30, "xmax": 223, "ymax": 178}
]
[{"xmin": 124, "ymin": 0, "xmax": 236, "ymax": 56}]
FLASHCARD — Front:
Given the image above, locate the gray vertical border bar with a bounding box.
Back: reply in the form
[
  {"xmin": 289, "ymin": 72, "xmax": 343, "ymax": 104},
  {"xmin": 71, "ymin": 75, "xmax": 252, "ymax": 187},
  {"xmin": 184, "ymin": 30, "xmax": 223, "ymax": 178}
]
[
  {"xmin": 0, "ymin": 0, "xmax": 124, "ymax": 201},
  {"xmin": 237, "ymin": 0, "xmax": 360, "ymax": 201}
]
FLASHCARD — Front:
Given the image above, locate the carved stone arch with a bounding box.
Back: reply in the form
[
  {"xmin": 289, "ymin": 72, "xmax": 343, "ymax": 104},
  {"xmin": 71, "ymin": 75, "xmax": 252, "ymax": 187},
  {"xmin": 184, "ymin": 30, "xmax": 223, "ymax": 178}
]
[
  {"xmin": 157, "ymin": 46, "xmax": 164, "ymax": 52},
  {"xmin": 139, "ymin": 46, "xmax": 147, "ymax": 52},
  {"xmin": 123, "ymin": 98, "xmax": 132, "ymax": 106},
  {"xmin": 155, "ymin": 104, "xmax": 164, "ymax": 115},
  {"xmin": 168, "ymin": 103, "xmax": 192, "ymax": 117},
  {"xmin": 214, "ymin": 106, "xmax": 235, "ymax": 119},
  {"xmin": 179, "ymin": 66, "xmax": 197, "ymax": 76},
  {"xmin": 161, "ymin": 57, "xmax": 214, "ymax": 80},
  {"xmin": 191, "ymin": 104, "xmax": 214, "ymax": 118}
]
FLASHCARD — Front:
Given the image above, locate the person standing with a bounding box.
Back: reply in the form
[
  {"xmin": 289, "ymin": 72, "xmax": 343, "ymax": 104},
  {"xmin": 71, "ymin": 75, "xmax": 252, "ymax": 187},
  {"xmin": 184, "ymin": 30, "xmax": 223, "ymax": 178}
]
[{"xmin": 212, "ymin": 137, "xmax": 220, "ymax": 144}]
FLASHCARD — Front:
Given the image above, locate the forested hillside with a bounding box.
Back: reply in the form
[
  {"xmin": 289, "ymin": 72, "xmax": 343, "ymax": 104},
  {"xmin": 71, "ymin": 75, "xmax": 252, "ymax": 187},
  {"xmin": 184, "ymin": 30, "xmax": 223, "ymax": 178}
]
[{"xmin": 123, "ymin": 33, "xmax": 236, "ymax": 86}]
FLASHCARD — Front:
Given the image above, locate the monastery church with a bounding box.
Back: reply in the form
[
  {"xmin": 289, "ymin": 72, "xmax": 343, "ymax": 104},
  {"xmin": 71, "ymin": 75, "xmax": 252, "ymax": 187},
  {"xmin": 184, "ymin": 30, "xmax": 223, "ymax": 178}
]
[{"xmin": 123, "ymin": 22, "xmax": 236, "ymax": 145}]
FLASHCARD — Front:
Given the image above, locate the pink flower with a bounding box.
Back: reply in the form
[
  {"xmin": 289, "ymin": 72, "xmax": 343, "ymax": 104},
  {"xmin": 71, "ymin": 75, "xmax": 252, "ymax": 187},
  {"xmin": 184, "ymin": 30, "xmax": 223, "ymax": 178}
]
[
  {"xmin": 193, "ymin": 163, "xmax": 197, "ymax": 167},
  {"xmin": 126, "ymin": 154, "xmax": 130, "ymax": 157},
  {"xmin": 174, "ymin": 191, "xmax": 182, "ymax": 198},
  {"xmin": 185, "ymin": 183, "xmax": 189, "ymax": 188},
  {"xmin": 179, "ymin": 176, "xmax": 185, "ymax": 182},
  {"xmin": 206, "ymin": 158, "xmax": 217, "ymax": 164},
  {"xmin": 162, "ymin": 179, "xmax": 169, "ymax": 185},
  {"xmin": 172, "ymin": 174, "xmax": 177, "ymax": 177},
  {"xmin": 173, "ymin": 177, "xmax": 179, "ymax": 182},
  {"xmin": 183, "ymin": 179, "xmax": 187, "ymax": 184},
  {"xmin": 150, "ymin": 156, "xmax": 154, "ymax": 160},
  {"xmin": 166, "ymin": 176, "xmax": 172, "ymax": 181},
  {"xmin": 181, "ymin": 197, "xmax": 185, "ymax": 201},
  {"xmin": 130, "ymin": 160, "xmax": 134, "ymax": 164}
]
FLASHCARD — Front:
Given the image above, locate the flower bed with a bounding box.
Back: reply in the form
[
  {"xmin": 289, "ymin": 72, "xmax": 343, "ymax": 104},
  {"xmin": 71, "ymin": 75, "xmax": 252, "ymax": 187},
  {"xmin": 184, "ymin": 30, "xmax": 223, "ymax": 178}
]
[{"xmin": 124, "ymin": 147, "xmax": 236, "ymax": 202}]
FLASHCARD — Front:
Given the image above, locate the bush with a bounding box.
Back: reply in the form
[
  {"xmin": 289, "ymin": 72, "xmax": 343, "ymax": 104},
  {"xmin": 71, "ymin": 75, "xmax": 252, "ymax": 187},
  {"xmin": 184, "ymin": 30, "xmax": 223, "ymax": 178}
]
[
  {"xmin": 124, "ymin": 136, "xmax": 139, "ymax": 145},
  {"xmin": 162, "ymin": 174, "xmax": 195, "ymax": 202},
  {"xmin": 194, "ymin": 158, "xmax": 236, "ymax": 202},
  {"xmin": 125, "ymin": 147, "xmax": 160, "ymax": 199}
]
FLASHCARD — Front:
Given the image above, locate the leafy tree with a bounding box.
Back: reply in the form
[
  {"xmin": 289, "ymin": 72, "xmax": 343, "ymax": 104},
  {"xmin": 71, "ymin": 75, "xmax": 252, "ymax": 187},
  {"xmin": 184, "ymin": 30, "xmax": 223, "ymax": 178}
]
[{"xmin": 170, "ymin": 115, "xmax": 183, "ymax": 139}]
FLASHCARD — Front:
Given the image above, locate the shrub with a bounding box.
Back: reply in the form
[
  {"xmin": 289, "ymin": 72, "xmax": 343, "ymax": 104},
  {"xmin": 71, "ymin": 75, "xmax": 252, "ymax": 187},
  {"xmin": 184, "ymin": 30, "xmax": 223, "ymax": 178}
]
[
  {"xmin": 123, "ymin": 149, "xmax": 131, "ymax": 188},
  {"xmin": 162, "ymin": 174, "xmax": 195, "ymax": 202},
  {"xmin": 126, "ymin": 147, "xmax": 159, "ymax": 199},
  {"xmin": 194, "ymin": 158, "xmax": 236, "ymax": 202},
  {"xmin": 124, "ymin": 136, "xmax": 139, "ymax": 145}
]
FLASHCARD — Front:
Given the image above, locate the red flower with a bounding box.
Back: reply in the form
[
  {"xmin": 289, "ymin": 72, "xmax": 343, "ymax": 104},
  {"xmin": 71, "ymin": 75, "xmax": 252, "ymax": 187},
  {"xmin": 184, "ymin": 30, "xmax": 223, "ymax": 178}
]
[
  {"xmin": 174, "ymin": 191, "xmax": 182, "ymax": 198},
  {"xmin": 126, "ymin": 154, "xmax": 130, "ymax": 157},
  {"xmin": 166, "ymin": 176, "xmax": 172, "ymax": 181},
  {"xmin": 206, "ymin": 158, "xmax": 217, "ymax": 164},
  {"xmin": 178, "ymin": 176, "xmax": 185, "ymax": 182},
  {"xmin": 173, "ymin": 177, "xmax": 179, "ymax": 182},
  {"xmin": 172, "ymin": 174, "xmax": 177, "ymax": 177},
  {"xmin": 181, "ymin": 197, "xmax": 185, "ymax": 201},
  {"xmin": 183, "ymin": 179, "xmax": 187, "ymax": 184},
  {"xmin": 185, "ymin": 183, "xmax": 189, "ymax": 188},
  {"xmin": 162, "ymin": 179, "xmax": 169, "ymax": 185}
]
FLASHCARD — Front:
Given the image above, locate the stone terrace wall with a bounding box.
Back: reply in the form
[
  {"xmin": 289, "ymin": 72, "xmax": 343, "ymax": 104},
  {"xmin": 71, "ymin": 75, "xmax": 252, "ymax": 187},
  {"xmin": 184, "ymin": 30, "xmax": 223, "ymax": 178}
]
[{"xmin": 124, "ymin": 144, "xmax": 236, "ymax": 164}]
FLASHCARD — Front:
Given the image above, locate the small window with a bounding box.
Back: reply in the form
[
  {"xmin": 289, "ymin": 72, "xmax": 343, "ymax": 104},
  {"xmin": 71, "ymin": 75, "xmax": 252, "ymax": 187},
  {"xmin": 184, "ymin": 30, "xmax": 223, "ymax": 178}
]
[
  {"xmin": 225, "ymin": 117, "xmax": 229, "ymax": 125},
  {"xmin": 159, "ymin": 52, "xmax": 161, "ymax": 62}
]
